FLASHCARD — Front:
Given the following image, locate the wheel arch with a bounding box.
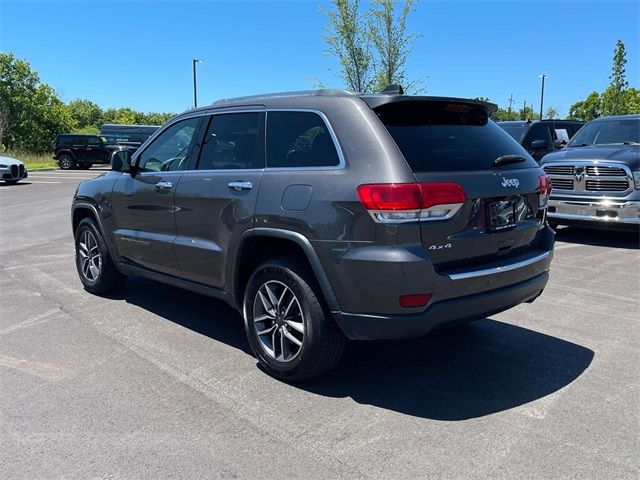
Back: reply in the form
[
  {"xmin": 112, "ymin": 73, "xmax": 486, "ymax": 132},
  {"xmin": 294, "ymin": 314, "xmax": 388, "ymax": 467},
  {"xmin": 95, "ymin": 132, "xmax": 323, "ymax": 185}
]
[
  {"xmin": 72, "ymin": 202, "xmax": 121, "ymax": 265},
  {"xmin": 231, "ymin": 228, "xmax": 340, "ymax": 313}
]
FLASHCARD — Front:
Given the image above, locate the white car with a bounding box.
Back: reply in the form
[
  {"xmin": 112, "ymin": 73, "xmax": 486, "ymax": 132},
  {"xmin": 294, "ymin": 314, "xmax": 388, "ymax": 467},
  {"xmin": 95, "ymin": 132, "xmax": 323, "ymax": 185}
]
[{"xmin": 0, "ymin": 155, "xmax": 28, "ymax": 184}]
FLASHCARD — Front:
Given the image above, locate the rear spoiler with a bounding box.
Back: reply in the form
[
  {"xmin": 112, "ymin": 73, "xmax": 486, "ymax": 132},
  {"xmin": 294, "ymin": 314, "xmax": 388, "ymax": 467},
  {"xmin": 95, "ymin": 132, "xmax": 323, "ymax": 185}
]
[{"xmin": 360, "ymin": 95, "xmax": 498, "ymax": 117}]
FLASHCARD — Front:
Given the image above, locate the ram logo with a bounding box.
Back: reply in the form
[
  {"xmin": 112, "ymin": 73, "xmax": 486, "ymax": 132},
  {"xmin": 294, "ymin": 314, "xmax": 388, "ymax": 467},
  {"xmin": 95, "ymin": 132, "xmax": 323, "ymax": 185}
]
[{"xmin": 501, "ymin": 177, "xmax": 520, "ymax": 188}]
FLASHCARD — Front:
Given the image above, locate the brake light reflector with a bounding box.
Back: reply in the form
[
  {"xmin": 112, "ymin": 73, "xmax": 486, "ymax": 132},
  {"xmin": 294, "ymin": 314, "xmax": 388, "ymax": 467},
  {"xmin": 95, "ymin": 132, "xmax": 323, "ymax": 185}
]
[
  {"xmin": 538, "ymin": 174, "xmax": 552, "ymax": 196},
  {"xmin": 357, "ymin": 182, "xmax": 466, "ymax": 223},
  {"xmin": 399, "ymin": 293, "xmax": 432, "ymax": 308},
  {"xmin": 538, "ymin": 174, "xmax": 552, "ymax": 207}
]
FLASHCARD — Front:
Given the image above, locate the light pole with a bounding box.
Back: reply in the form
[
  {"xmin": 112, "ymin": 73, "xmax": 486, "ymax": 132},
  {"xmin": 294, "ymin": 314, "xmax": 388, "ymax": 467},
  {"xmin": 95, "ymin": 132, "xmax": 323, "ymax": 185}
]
[
  {"xmin": 193, "ymin": 59, "xmax": 203, "ymax": 108},
  {"xmin": 538, "ymin": 74, "xmax": 548, "ymax": 120}
]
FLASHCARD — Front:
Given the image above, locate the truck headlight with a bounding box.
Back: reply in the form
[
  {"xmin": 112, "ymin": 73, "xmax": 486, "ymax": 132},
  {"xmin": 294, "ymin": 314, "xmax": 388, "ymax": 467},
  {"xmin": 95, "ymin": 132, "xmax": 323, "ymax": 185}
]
[{"xmin": 634, "ymin": 171, "xmax": 640, "ymax": 190}]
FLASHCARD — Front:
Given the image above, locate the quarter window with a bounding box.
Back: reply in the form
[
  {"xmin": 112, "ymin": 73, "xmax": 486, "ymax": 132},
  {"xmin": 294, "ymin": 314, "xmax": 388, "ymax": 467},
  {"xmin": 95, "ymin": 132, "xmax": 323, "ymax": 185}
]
[
  {"xmin": 266, "ymin": 111, "xmax": 340, "ymax": 168},
  {"xmin": 197, "ymin": 112, "xmax": 262, "ymax": 170},
  {"xmin": 138, "ymin": 117, "xmax": 201, "ymax": 172}
]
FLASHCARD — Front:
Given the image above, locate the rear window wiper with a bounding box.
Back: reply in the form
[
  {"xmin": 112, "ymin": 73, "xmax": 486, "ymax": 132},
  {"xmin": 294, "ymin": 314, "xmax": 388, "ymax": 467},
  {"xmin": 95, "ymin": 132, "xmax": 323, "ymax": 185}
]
[{"xmin": 493, "ymin": 155, "xmax": 526, "ymax": 167}]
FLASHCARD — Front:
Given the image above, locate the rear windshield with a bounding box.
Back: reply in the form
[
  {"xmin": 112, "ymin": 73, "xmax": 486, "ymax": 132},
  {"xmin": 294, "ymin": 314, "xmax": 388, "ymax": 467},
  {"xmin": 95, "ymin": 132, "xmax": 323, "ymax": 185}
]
[{"xmin": 375, "ymin": 101, "xmax": 536, "ymax": 171}]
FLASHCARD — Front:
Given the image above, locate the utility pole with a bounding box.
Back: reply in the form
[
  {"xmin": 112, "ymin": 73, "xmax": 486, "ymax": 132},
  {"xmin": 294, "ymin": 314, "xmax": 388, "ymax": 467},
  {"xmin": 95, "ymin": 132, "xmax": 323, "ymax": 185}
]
[
  {"xmin": 507, "ymin": 94, "xmax": 515, "ymax": 118},
  {"xmin": 539, "ymin": 74, "xmax": 548, "ymax": 120},
  {"xmin": 523, "ymin": 100, "xmax": 527, "ymax": 120},
  {"xmin": 193, "ymin": 59, "xmax": 203, "ymax": 108}
]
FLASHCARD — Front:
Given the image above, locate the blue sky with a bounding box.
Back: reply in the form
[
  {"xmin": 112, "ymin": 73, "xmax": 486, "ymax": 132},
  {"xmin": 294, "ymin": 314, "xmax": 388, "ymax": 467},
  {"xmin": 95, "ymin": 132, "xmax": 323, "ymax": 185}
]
[{"xmin": 1, "ymin": 0, "xmax": 638, "ymax": 116}]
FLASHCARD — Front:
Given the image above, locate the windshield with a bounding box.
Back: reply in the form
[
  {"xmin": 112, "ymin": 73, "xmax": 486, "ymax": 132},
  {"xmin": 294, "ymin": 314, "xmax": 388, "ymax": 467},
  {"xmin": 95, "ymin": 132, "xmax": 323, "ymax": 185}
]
[
  {"xmin": 568, "ymin": 118, "xmax": 640, "ymax": 146},
  {"xmin": 498, "ymin": 123, "xmax": 529, "ymax": 143}
]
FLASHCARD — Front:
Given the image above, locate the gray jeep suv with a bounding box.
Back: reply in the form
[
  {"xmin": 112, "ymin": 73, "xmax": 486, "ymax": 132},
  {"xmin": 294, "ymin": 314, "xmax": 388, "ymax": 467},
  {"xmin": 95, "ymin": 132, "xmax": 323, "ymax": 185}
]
[{"xmin": 72, "ymin": 89, "xmax": 555, "ymax": 380}]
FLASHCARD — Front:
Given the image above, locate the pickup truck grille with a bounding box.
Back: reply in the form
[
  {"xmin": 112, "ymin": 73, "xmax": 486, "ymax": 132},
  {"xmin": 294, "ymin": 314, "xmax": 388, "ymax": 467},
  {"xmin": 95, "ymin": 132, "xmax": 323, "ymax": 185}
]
[
  {"xmin": 544, "ymin": 165, "xmax": 574, "ymax": 175},
  {"xmin": 585, "ymin": 165, "xmax": 626, "ymax": 176},
  {"xmin": 550, "ymin": 178, "xmax": 574, "ymax": 190},
  {"xmin": 543, "ymin": 163, "xmax": 632, "ymax": 194},
  {"xmin": 585, "ymin": 179, "xmax": 630, "ymax": 192}
]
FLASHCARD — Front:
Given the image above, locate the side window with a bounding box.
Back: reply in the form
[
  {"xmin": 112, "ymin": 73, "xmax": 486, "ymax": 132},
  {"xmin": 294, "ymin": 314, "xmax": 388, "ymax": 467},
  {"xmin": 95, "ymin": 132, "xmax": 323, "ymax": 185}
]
[
  {"xmin": 524, "ymin": 124, "xmax": 552, "ymax": 148},
  {"xmin": 73, "ymin": 137, "xmax": 86, "ymax": 147},
  {"xmin": 138, "ymin": 117, "xmax": 201, "ymax": 172},
  {"xmin": 553, "ymin": 127, "xmax": 571, "ymax": 143},
  {"xmin": 197, "ymin": 112, "xmax": 262, "ymax": 170},
  {"xmin": 266, "ymin": 111, "xmax": 340, "ymax": 168},
  {"xmin": 87, "ymin": 136, "xmax": 102, "ymax": 146}
]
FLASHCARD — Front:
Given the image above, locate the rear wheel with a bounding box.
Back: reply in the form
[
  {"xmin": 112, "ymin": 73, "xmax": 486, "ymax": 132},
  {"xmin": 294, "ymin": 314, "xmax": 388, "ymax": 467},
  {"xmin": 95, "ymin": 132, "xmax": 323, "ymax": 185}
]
[
  {"xmin": 58, "ymin": 155, "xmax": 76, "ymax": 170},
  {"xmin": 243, "ymin": 256, "xmax": 345, "ymax": 381},
  {"xmin": 74, "ymin": 217, "xmax": 126, "ymax": 294},
  {"xmin": 4, "ymin": 179, "xmax": 20, "ymax": 185}
]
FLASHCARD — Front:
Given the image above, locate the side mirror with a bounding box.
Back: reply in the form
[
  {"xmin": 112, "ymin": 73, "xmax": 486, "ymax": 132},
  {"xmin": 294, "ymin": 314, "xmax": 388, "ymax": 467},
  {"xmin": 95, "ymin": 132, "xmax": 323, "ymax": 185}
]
[
  {"xmin": 530, "ymin": 139, "xmax": 549, "ymax": 150},
  {"xmin": 111, "ymin": 149, "xmax": 131, "ymax": 173}
]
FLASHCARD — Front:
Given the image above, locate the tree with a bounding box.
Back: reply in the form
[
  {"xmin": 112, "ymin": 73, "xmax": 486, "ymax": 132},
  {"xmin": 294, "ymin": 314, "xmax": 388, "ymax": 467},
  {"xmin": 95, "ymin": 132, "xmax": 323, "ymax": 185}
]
[
  {"xmin": 323, "ymin": 0, "xmax": 374, "ymax": 92},
  {"xmin": 622, "ymin": 87, "xmax": 640, "ymax": 114},
  {"xmin": 519, "ymin": 105, "xmax": 538, "ymax": 121},
  {"xmin": 368, "ymin": 0, "xmax": 420, "ymax": 93},
  {"xmin": 141, "ymin": 112, "xmax": 174, "ymax": 125},
  {"xmin": 67, "ymin": 99, "xmax": 103, "ymax": 129},
  {"xmin": 544, "ymin": 106, "xmax": 559, "ymax": 119},
  {"xmin": 568, "ymin": 91, "xmax": 601, "ymax": 121},
  {"xmin": 0, "ymin": 52, "xmax": 75, "ymax": 153},
  {"xmin": 602, "ymin": 40, "xmax": 629, "ymax": 116}
]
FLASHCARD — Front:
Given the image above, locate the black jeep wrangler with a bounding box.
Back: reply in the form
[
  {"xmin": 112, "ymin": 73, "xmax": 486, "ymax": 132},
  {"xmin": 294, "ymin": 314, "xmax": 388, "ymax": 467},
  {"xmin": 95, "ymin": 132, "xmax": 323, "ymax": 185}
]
[{"xmin": 54, "ymin": 134, "xmax": 130, "ymax": 170}]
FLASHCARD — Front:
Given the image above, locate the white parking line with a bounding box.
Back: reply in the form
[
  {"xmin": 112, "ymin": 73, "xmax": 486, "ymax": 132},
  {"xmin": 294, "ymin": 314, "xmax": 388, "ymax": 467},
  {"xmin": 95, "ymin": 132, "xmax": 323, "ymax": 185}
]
[{"xmin": 21, "ymin": 181, "xmax": 62, "ymax": 184}]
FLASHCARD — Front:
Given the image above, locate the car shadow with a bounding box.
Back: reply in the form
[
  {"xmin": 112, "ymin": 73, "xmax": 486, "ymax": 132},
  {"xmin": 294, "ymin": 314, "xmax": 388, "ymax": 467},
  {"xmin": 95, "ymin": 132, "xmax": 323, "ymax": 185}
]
[
  {"xmin": 554, "ymin": 225, "xmax": 639, "ymax": 250},
  {"xmin": 116, "ymin": 277, "xmax": 593, "ymax": 421}
]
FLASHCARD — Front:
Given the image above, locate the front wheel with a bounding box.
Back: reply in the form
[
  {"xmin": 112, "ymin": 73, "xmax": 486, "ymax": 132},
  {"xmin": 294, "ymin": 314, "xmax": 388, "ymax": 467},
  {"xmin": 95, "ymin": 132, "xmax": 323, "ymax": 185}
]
[
  {"xmin": 243, "ymin": 256, "xmax": 345, "ymax": 382},
  {"xmin": 74, "ymin": 217, "xmax": 126, "ymax": 294}
]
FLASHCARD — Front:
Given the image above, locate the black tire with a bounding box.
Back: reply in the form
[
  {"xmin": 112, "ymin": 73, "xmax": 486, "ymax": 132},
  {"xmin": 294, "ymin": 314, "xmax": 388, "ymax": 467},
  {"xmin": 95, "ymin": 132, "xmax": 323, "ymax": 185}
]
[
  {"xmin": 4, "ymin": 179, "xmax": 20, "ymax": 185},
  {"xmin": 74, "ymin": 217, "xmax": 126, "ymax": 294},
  {"xmin": 58, "ymin": 154, "xmax": 76, "ymax": 170},
  {"xmin": 243, "ymin": 256, "xmax": 346, "ymax": 382},
  {"xmin": 79, "ymin": 162, "xmax": 93, "ymax": 170}
]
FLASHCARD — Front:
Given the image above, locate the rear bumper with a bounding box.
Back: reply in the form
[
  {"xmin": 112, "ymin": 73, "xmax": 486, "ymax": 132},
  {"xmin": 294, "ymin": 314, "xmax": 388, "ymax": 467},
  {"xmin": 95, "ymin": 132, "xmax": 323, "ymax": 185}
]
[
  {"xmin": 334, "ymin": 271, "xmax": 549, "ymax": 340},
  {"xmin": 548, "ymin": 197, "xmax": 640, "ymax": 225}
]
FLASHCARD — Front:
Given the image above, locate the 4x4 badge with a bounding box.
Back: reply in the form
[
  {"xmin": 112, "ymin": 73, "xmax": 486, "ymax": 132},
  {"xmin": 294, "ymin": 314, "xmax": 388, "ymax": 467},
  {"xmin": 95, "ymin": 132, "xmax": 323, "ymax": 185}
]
[{"xmin": 429, "ymin": 243, "xmax": 452, "ymax": 250}]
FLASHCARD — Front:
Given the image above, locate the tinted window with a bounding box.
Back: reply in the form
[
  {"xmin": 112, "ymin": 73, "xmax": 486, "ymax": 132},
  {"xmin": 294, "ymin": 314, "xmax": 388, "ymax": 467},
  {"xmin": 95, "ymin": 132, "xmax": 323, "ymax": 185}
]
[
  {"xmin": 266, "ymin": 111, "xmax": 340, "ymax": 168},
  {"xmin": 499, "ymin": 123, "xmax": 529, "ymax": 143},
  {"xmin": 87, "ymin": 136, "xmax": 102, "ymax": 146},
  {"xmin": 568, "ymin": 118, "xmax": 640, "ymax": 146},
  {"xmin": 524, "ymin": 124, "xmax": 552, "ymax": 147},
  {"xmin": 377, "ymin": 102, "xmax": 535, "ymax": 172},
  {"xmin": 138, "ymin": 117, "xmax": 201, "ymax": 172},
  {"xmin": 197, "ymin": 112, "xmax": 262, "ymax": 170},
  {"xmin": 57, "ymin": 136, "xmax": 73, "ymax": 147},
  {"xmin": 73, "ymin": 137, "xmax": 86, "ymax": 147}
]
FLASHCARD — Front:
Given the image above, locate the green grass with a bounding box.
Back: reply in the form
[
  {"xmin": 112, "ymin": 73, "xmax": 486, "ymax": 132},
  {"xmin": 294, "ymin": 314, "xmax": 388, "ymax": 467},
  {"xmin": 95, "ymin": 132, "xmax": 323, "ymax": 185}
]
[{"xmin": 1, "ymin": 150, "xmax": 57, "ymax": 170}]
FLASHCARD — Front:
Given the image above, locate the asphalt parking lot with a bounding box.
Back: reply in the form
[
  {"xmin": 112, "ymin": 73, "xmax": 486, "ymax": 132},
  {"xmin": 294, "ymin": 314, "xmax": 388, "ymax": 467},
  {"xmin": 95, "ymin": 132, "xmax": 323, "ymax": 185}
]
[{"xmin": 1, "ymin": 169, "xmax": 639, "ymax": 479}]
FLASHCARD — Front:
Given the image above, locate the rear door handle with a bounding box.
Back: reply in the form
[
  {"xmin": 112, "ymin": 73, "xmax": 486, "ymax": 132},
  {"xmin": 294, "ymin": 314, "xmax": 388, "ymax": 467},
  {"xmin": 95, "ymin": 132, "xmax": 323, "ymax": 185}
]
[
  {"xmin": 228, "ymin": 181, "xmax": 253, "ymax": 191},
  {"xmin": 155, "ymin": 180, "xmax": 173, "ymax": 191}
]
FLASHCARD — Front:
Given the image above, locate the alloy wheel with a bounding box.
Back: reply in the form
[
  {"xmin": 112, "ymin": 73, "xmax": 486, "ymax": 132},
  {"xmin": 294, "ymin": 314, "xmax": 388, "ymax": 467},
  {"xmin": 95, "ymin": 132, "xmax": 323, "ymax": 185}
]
[
  {"xmin": 78, "ymin": 230, "xmax": 102, "ymax": 282},
  {"xmin": 252, "ymin": 280, "xmax": 305, "ymax": 362}
]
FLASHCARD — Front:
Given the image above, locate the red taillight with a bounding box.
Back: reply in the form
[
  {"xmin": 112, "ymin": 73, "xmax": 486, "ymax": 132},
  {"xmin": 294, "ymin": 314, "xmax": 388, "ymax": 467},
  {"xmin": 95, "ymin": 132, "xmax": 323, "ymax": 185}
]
[
  {"xmin": 399, "ymin": 293, "xmax": 432, "ymax": 308},
  {"xmin": 538, "ymin": 174, "xmax": 552, "ymax": 196},
  {"xmin": 357, "ymin": 182, "xmax": 466, "ymax": 211},
  {"xmin": 357, "ymin": 183, "xmax": 423, "ymax": 210}
]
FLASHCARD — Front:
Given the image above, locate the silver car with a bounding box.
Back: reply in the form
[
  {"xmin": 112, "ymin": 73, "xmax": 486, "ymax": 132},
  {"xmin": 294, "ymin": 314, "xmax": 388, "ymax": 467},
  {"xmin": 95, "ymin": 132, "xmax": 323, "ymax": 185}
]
[{"xmin": 0, "ymin": 155, "xmax": 28, "ymax": 184}]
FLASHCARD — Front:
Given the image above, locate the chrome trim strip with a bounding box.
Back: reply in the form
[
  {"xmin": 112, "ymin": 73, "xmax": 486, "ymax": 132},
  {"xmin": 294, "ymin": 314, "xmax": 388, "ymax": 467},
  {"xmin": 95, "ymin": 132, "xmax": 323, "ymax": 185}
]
[{"xmin": 447, "ymin": 251, "xmax": 551, "ymax": 280}]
